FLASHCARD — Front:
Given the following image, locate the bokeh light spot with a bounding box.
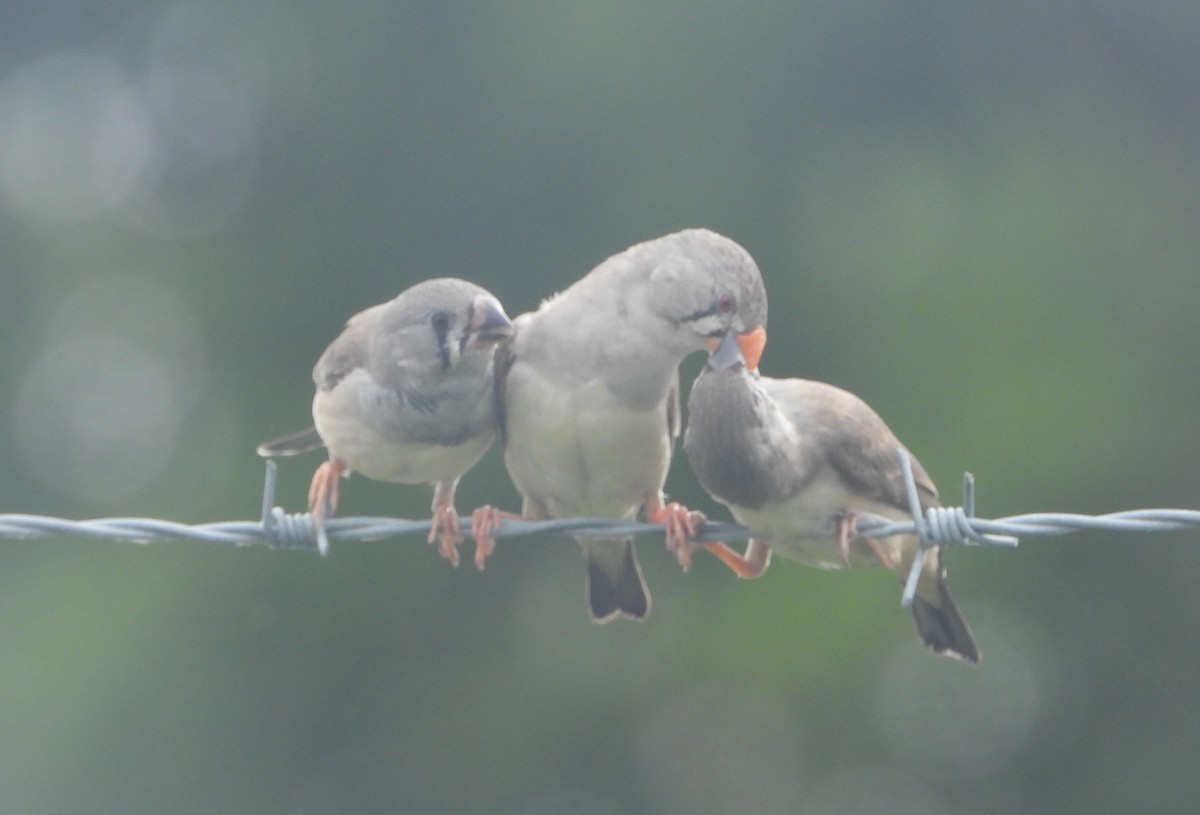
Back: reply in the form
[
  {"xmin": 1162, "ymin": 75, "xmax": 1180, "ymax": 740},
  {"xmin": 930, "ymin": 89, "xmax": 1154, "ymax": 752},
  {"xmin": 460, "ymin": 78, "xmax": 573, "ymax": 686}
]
[
  {"xmin": 635, "ymin": 681, "xmax": 806, "ymax": 815},
  {"xmin": 875, "ymin": 603, "xmax": 1060, "ymax": 781},
  {"xmin": 0, "ymin": 51, "xmax": 142, "ymax": 223},
  {"xmin": 11, "ymin": 276, "xmax": 210, "ymax": 505}
]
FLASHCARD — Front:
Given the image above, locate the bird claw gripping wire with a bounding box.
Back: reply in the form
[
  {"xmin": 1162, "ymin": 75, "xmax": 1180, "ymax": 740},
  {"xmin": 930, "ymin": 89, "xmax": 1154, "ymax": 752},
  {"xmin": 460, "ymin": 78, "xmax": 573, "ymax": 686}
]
[
  {"xmin": 256, "ymin": 452, "xmax": 1022, "ymax": 586},
  {"xmin": 881, "ymin": 448, "xmax": 1018, "ymax": 607}
]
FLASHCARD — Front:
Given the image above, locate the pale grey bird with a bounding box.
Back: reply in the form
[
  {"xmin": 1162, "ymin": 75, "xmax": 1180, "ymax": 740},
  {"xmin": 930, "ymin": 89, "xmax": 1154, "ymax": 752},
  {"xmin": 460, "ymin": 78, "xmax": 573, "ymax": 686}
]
[
  {"xmin": 683, "ymin": 331, "xmax": 979, "ymax": 662},
  {"xmin": 257, "ymin": 277, "xmax": 513, "ymax": 564},
  {"xmin": 475, "ymin": 229, "xmax": 768, "ymax": 621}
]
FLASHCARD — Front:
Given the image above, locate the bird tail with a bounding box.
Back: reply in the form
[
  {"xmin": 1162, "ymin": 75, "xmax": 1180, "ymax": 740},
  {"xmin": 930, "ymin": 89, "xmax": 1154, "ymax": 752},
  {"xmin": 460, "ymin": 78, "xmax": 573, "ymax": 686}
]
[
  {"xmin": 910, "ymin": 570, "xmax": 980, "ymax": 663},
  {"xmin": 256, "ymin": 427, "xmax": 325, "ymax": 458},
  {"xmin": 580, "ymin": 538, "xmax": 650, "ymax": 622}
]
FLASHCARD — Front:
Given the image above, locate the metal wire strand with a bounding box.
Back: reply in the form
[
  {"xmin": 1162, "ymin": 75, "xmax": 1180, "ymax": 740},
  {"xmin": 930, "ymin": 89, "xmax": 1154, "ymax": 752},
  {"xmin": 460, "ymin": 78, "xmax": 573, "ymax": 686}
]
[{"xmin": 4, "ymin": 458, "xmax": 1200, "ymax": 608}]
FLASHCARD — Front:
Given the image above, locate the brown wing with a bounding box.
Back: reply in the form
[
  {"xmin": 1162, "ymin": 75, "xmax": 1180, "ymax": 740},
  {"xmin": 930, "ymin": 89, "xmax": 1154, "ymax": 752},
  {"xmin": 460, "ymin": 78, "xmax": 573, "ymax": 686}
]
[
  {"xmin": 827, "ymin": 424, "xmax": 940, "ymax": 512},
  {"xmin": 764, "ymin": 378, "xmax": 940, "ymax": 511}
]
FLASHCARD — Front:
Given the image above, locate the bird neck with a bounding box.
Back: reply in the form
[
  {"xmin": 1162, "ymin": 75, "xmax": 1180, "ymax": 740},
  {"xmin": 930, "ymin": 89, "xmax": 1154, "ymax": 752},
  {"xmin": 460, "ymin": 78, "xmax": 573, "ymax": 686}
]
[{"xmin": 685, "ymin": 367, "xmax": 791, "ymax": 510}]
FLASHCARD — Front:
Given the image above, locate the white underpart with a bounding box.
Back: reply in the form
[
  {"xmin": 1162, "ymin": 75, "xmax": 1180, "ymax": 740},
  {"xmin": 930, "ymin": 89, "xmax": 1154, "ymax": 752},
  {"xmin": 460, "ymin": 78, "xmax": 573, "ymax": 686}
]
[
  {"xmin": 313, "ymin": 369, "xmax": 493, "ymax": 485},
  {"xmin": 503, "ymin": 364, "xmax": 670, "ymax": 519}
]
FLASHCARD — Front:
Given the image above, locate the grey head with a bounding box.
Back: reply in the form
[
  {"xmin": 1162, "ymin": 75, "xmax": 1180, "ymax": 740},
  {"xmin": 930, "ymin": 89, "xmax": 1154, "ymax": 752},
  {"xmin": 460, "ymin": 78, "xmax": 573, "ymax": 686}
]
[
  {"xmin": 314, "ymin": 277, "xmax": 513, "ymax": 396},
  {"xmin": 624, "ymin": 228, "xmax": 768, "ymax": 359},
  {"xmin": 521, "ymin": 228, "xmax": 769, "ymax": 408}
]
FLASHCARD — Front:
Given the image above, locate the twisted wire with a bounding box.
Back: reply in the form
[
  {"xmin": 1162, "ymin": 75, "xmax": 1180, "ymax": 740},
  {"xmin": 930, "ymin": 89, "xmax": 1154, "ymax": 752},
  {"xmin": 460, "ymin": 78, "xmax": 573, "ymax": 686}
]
[{"xmin": 4, "ymin": 459, "xmax": 1199, "ymax": 607}]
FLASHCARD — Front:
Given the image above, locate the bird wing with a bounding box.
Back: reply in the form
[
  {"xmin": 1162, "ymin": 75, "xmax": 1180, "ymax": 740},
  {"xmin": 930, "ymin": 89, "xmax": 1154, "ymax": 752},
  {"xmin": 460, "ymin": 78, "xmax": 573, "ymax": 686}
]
[
  {"xmin": 763, "ymin": 378, "xmax": 940, "ymax": 511},
  {"xmin": 311, "ymin": 302, "xmax": 388, "ymax": 392}
]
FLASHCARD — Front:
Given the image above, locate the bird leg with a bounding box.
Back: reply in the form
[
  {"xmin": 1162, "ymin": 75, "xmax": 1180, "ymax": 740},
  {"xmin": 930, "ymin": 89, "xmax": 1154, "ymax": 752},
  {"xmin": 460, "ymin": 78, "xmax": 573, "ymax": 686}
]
[
  {"xmin": 429, "ymin": 480, "xmax": 463, "ymax": 568},
  {"xmin": 702, "ymin": 539, "xmax": 772, "ymax": 579},
  {"xmin": 469, "ymin": 505, "xmax": 524, "ymax": 570},
  {"xmin": 308, "ymin": 458, "xmax": 347, "ymax": 524},
  {"xmin": 307, "ymin": 458, "xmax": 348, "ymax": 556},
  {"xmin": 834, "ymin": 512, "xmax": 856, "ymax": 567},
  {"xmin": 865, "ymin": 537, "xmax": 897, "ymax": 570},
  {"xmin": 645, "ymin": 494, "xmax": 706, "ymax": 572},
  {"xmin": 834, "ymin": 512, "xmax": 897, "ymax": 569}
]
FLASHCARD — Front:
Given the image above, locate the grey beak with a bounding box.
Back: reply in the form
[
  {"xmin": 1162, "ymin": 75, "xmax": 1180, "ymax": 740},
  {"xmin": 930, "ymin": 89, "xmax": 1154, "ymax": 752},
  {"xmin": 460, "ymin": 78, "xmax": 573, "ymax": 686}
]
[
  {"xmin": 708, "ymin": 330, "xmax": 746, "ymax": 371},
  {"xmin": 468, "ymin": 295, "xmax": 514, "ymax": 348}
]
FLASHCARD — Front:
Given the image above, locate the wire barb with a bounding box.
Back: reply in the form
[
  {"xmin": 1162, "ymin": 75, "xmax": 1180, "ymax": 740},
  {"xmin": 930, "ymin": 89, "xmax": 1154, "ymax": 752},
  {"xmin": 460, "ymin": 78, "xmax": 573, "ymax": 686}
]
[
  {"xmin": 2, "ymin": 459, "xmax": 1199, "ymax": 608},
  {"xmin": 850, "ymin": 448, "xmax": 1019, "ymax": 607}
]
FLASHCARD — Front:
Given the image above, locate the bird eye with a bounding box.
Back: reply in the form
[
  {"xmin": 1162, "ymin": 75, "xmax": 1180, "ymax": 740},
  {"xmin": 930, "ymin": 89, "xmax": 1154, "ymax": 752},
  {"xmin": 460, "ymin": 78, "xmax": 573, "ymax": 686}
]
[
  {"xmin": 430, "ymin": 312, "xmax": 451, "ymax": 335},
  {"xmin": 716, "ymin": 292, "xmax": 736, "ymax": 314}
]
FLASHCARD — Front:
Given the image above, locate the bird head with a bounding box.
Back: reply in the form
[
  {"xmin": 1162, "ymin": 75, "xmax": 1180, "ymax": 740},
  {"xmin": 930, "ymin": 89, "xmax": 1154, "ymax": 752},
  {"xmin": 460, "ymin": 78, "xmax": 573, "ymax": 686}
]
[
  {"xmin": 643, "ymin": 229, "xmax": 768, "ymax": 370},
  {"xmin": 371, "ymin": 278, "xmax": 511, "ymax": 383}
]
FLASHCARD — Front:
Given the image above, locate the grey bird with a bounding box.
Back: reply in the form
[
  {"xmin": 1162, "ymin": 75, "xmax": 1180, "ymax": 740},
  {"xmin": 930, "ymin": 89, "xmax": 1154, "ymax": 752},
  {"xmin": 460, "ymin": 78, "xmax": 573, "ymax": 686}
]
[
  {"xmin": 476, "ymin": 229, "xmax": 768, "ymax": 621},
  {"xmin": 683, "ymin": 331, "xmax": 979, "ymax": 662},
  {"xmin": 256, "ymin": 277, "xmax": 513, "ymax": 564}
]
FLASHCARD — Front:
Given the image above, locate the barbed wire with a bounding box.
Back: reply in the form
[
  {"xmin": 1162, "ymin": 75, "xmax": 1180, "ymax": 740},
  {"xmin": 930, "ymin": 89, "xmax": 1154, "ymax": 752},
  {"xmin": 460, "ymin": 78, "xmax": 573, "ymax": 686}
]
[{"xmin": 3, "ymin": 456, "xmax": 1199, "ymax": 607}]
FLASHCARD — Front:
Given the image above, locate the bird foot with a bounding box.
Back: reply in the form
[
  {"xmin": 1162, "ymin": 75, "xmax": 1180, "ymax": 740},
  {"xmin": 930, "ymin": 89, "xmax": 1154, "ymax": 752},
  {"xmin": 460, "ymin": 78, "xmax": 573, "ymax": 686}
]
[
  {"xmin": 865, "ymin": 537, "xmax": 897, "ymax": 570},
  {"xmin": 649, "ymin": 502, "xmax": 706, "ymax": 572},
  {"xmin": 834, "ymin": 512, "xmax": 897, "ymax": 569},
  {"xmin": 702, "ymin": 539, "xmax": 771, "ymax": 579},
  {"xmin": 307, "ymin": 459, "xmax": 346, "ymax": 519},
  {"xmin": 834, "ymin": 512, "xmax": 857, "ymax": 567},
  {"xmin": 307, "ymin": 459, "xmax": 347, "ymax": 555},
  {"xmin": 429, "ymin": 504, "xmax": 463, "ymax": 568},
  {"xmin": 469, "ymin": 506, "xmax": 521, "ymax": 571}
]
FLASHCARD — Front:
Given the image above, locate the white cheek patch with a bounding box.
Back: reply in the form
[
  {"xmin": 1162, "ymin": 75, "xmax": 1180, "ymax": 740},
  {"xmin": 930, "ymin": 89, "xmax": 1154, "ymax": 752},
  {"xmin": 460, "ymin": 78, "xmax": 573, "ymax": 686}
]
[{"xmin": 687, "ymin": 313, "xmax": 725, "ymax": 337}]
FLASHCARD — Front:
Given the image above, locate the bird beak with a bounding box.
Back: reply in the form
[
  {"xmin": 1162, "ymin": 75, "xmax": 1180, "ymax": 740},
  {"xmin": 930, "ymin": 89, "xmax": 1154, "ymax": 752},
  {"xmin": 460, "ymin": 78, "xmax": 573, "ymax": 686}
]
[
  {"xmin": 705, "ymin": 326, "xmax": 766, "ymax": 372},
  {"xmin": 735, "ymin": 326, "xmax": 766, "ymax": 371},
  {"xmin": 706, "ymin": 331, "xmax": 745, "ymax": 370},
  {"xmin": 468, "ymin": 295, "xmax": 514, "ymax": 348}
]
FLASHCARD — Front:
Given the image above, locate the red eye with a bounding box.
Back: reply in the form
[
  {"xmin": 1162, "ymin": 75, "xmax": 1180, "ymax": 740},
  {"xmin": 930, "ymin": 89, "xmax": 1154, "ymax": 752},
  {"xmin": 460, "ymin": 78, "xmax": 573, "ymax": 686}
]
[{"xmin": 716, "ymin": 292, "xmax": 736, "ymax": 314}]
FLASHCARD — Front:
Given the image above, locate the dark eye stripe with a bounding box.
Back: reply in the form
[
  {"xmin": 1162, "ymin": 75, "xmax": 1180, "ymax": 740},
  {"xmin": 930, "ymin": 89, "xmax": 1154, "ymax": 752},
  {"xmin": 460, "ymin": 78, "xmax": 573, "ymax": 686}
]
[
  {"xmin": 431, "ymin": 311, "xmax": 453, "ymax": 369},
  {"xmin": 458, "ymin": 302, "xmax": 474, "ymax": 356},
  {"xmin": 678, "ymin": 305, "xmax": 718, "ymax": 324}
]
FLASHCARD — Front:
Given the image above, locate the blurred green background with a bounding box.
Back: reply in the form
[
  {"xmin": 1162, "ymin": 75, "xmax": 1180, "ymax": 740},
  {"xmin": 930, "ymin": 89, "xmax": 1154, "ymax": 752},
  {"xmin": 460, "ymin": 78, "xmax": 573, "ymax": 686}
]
[{"xmin": 3, "ymin": 2, "xmax": 1200, "ymax": 813}]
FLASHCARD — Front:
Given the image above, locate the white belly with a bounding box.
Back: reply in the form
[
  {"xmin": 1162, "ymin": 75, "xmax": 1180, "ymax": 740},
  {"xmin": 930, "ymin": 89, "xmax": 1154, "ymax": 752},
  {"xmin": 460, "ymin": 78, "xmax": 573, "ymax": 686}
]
[
  {"xmin": 730, "ymin": 474, "xmax": 915, "ymax": 570},
  {"xmin": 313, "ymin": 379, "xmax": 493, "ymax": 485},
  {"xmin": 503, "ymin": 365, "xmax": 671, "ymax": 519}
]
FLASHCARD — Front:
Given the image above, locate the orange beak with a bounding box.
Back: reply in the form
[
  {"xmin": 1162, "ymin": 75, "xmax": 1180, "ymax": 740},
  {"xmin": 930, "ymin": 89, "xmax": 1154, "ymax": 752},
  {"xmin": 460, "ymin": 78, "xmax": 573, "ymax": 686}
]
[
  {"xmin": 705, "ymin": 326, "xmax": 767, "ymax": 371},
  {"xmin": 735, "ymin": 326, "xmax": 766, "ymax": 371}
]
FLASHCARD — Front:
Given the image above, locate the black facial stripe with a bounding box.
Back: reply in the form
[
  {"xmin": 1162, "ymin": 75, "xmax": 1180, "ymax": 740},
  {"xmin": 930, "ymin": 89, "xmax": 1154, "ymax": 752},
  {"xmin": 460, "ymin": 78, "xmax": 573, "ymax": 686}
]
[
  {"xmin": 684, "ymin": 312, "xmax": 729, "ymax": 338},
  {"xmin": 431, "ymin": 311, "xmax": 453, "ymax": 370},
  {"xmin": 459, "ymin": 302, "xmax": 474, "ymax": 356},
  {"xmin": 678, "ymin": 305, "xmax": 718, "ymax": 325}
]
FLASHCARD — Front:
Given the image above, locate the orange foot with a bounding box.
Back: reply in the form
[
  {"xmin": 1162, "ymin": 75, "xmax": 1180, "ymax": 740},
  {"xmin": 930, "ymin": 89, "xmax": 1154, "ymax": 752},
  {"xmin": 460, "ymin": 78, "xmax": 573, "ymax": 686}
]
[
  {"xmin": 833, "ymin": 512, "xmax": 897, "ymax": 569},
  {"xmin": 469, "ymin": 505, "xmax": 523, "ymax": 570},
  {"xmin": 429, "ymin": 480, "xmax": 463, "ymax": 567},
  {"xmin": 308, "ymin": 458, "xmax": 347, "ymax": 520},
  {"xmin": 307, "ymin": 458, "xmax": 348, "ymax": 555},
  {"xmin": 834, "ymin": 512, "xmax": 857, "ymax": 567},
  {"xmin": 429, "ymin": 504, "xmax": 463, "ymax": 567},
  {"xmin": 647, "ymin": 499, "xmax": 707, "ymax": 572},
  {"xmin": 703, "ymin": 539, "xmax": 772, "ymax": 579}
]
